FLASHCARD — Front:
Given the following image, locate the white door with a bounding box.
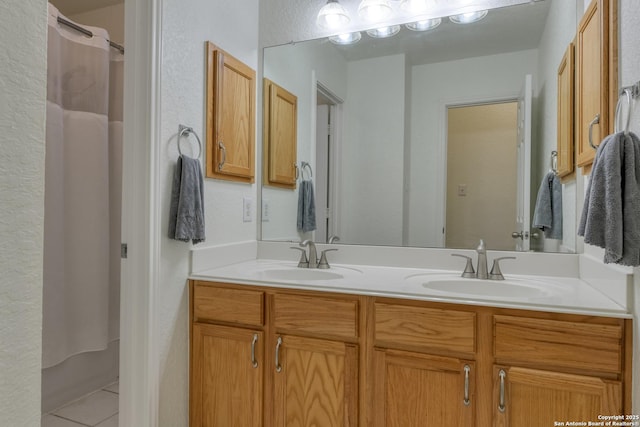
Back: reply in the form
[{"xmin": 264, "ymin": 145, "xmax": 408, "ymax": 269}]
[
  {"xmin": 316, "ymin": 104, "xmax": 330, "ymax": 242},
  {"xmin": 515, "ymin": 74, "xmax": 532, "ymax": 251}
]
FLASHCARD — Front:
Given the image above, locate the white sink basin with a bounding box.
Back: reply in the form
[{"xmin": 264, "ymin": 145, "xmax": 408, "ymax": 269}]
[
  {"xmin": 260, "ymin": 268, "xmax": 345, "ymax": 281},
  {"xmin": 405, "ymin": 273, "xmax": 560, "ymax": 299},
  {"xmin": 423, "ymin": 279, "xmax": 550, "ymax": 298}
]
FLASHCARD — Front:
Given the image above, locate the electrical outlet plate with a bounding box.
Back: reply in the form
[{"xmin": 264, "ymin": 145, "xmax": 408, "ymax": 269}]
[
  {"xmin": 262, "ymin": 199, "xmax": 270, "ymax": 222},
  {"xmin": 243, "ymin": 197, "xmax": 253, "ymax": 222}
]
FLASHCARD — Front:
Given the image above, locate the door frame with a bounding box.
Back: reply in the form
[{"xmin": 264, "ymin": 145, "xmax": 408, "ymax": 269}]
[
  {"xmin": 439, "ymin": 93, "xmax": 519, "ymax": 248},
  {"xmin": 314, "ymin": 80, "xmax": 343, "ymax": 243},
  {"xmin": 119, "ymin": 0, "xmax": 162, "ymax": 425}
]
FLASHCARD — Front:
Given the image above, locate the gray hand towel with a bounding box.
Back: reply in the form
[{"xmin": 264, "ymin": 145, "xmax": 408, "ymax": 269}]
[
  {"xmin": 532, "ymin": 171, "xmax": 563, "ymax": 239},
  {"xmin": 168, "ymin": 155, "xmax": 205, "ymax": 244},
  {"xmin": 297, "ymin": 180, "xmax": 316, "ymax": 233},
  {"xmin": 578, "ymin": 131, "xmax": 640, "ymax": 266}
]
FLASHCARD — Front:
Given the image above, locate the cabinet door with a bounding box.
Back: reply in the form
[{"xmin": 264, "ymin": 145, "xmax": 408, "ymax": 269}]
[
  {"xmin": 191, "ymin": 324, "xmax": 263, "ymax": 427},
  {"xmin": 372, "ymin": 349, "xmax": 475, "ymax": 427},
  {"xmin": 273, "ymin": 335, "xmax": 358, "ymax": 427},
  {"xmin": 493, "ymin": 366, "xmax": 621, "ymax": 427},
  {"xmin": 263, "ymin": 78, "xmax": 298, "ymax": 189},
  {"xmin": 557, "ymin": 42, "xmax": 575, "ymax": 178},
  {"xmin": 206, "ymin": 42, "xmax": 255, "ymax": 182},
  {"xmin": 575, "ymin": 0, "xmax": 609, "ymax": 169}
]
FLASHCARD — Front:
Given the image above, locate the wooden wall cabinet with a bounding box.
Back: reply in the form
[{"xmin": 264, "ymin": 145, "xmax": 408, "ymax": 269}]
[
  {"xmin": 206, "ymin": 42, "xmax": 255, "ymax": 182},
  {"xmin": 557, "ymin": 42, "xmax": 575, "ymax": 179},
  {"xmin": 575, "ymin": 0, "xmax": 617, "ymax": 171},
  {"xmin": 189, "ymin": 281, "xmax": 632, "ymax": 427},
  {"xmin": 263, "ymin": 78, "xmax": 298, "ymax": 189}
]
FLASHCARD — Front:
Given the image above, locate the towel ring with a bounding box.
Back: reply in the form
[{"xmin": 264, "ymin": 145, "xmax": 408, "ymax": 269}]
[
  {"xmin": 615, "ymin": 87, "xmax": 632, "ymax": 136},
  {"xmin": 300, "ymin": 161, "xmax": 313, "ymax": 180},
  {"xmin": 550, "ymin": 150, "xmax": 558, "ymax": 175},
  {"xmin": 177, "ymin": 125, "xmax": 202, "ymax": 159}
]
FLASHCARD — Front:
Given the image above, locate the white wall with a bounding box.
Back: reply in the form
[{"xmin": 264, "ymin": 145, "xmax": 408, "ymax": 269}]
[
  {"xmin": 0, "ymin": 1, "xmax": 47, "ymax": 425},
  {"xmin": 157, "ymin": 0, "xmax": 259, "ymax": 424},
  {"xmin": 340, "ymin": 54, "xmax": 406, "ymax": 245},
  {"xmin": 408, "ymin": 49, "xmax": 539, "ymax": 247},
  {"xmin": 67, "ymin": 2, "xmax": 125, "ymax": 45}
]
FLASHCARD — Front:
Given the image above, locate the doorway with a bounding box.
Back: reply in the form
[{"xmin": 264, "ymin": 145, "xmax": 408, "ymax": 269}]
[
  {"xmin": 315, "ymin": 83, "xmax": 343, "ymax": 243},
  {"xmin": 445, "ymin": 101, "xmax": 518, "ymax": 250},
  {"xmin": 42, "ymin": 1, "xmax": 124, "ymax": 424}
]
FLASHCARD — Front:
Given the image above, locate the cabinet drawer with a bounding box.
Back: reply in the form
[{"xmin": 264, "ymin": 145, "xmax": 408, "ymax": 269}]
[
  {"xmin": 273, "ymin": 293, "xmax": 358, "ymax": 339},
  {"xmin": 374, "ymin": 303, "xmax": 476, "ymax": 354},
  {"xmin": 494, "ymin": 315, "xmax": 622, "ymax": 375},
  {"xmin": 193, "ymin": 283, "xmax": 264, "ymax": 326}
]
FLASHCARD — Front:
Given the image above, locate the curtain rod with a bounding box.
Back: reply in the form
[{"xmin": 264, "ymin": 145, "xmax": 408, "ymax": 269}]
[{"xmin": 56, "ymin": 16, "xmax": 125, "ymax": 54}]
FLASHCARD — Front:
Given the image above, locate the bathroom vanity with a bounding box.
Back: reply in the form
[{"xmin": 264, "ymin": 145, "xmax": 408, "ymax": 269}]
[{"xmin": 188, "ymin": 249, "xmax": 633, "ymax": 427}]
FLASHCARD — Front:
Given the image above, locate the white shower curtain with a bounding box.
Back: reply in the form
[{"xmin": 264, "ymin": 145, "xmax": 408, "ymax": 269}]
[{"xmin": 43, "ymin": 4, "xmax": 122, "ymax": 369}]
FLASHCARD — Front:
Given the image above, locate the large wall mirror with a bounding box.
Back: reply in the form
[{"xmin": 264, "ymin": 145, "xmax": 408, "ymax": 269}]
[{"xmin": 261, "ymin": 0, "xmax": 580, "ymax": 253}]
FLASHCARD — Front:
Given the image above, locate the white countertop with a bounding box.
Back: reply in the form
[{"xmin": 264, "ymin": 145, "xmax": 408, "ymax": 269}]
[{"xmin": 190, "ymin": 258, "xmax": 632, "ymax": 318}]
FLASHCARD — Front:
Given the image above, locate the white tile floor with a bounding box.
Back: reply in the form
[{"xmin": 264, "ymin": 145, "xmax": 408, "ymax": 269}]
[{"xmin": 42, "ymin": 381, "xmax": 119, "ymax": 427}]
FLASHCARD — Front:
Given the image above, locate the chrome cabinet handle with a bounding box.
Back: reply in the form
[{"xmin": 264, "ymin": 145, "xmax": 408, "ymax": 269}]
[
  {"xmin": 498, "ymin": 369, "xmax": 506, "ymax": 413},
  {"xmin": 251, "ymin": 334, "xmax": 258, "ymax": 368},
  {"xmin": 218, "ymin": 141, "xmax": 226, "ymax": 170},
  {"xmin": 463, "ymin": 365, "xmax": 471, "ymax": 406},
  {"xmin": 275, "ymin": 336, "xmax": 283, "ymax": 373},
  {"xmin": 588, "ymin": 113, "xmax": 600, "ymax": 150}
]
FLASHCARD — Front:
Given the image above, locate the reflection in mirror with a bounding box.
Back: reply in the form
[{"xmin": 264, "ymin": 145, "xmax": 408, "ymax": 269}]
[{"xmin": 262, "ymin": 0, "xmax": 579, "ymax": 253}]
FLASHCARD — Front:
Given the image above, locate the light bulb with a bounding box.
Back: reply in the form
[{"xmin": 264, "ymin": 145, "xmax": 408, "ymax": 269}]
[
  {"xmin": 366, "ymin": 25, "xmax": 401, "ymax": 38},
  {"xmin": 358, "ymin": 0, "xmax": 393, "ymax": 23},
  {"xmin": 317, "ymin": 0, "xmax": 351, "ymax": 30},
  {"xmin": 449, "ymin": 10, "xmax": 488, "ymax": 24},
  {"xmin": 329, "ymin": 32, "xmax": 362, "ymax": 45}
]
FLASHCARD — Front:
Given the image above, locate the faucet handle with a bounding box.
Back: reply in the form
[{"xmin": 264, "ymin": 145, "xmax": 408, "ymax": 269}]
[
  {"xmin": 451, "ymin": 254, "xmax": 476, "ymax": 278},
  {"xmin": 318, "ymin": 249, "xmax": 338, "ymax": 269},
  {"xmin": 290, "ymin": 247, "xmax": 309, "ymax": 268},
  {"xmin": 489, "ymin": 257, "xmax": 516, "ymax": 280}
]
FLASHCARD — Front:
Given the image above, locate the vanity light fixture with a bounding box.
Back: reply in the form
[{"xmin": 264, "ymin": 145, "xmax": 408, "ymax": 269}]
[
  {"xmin": 358, "ymin": 0, "xmax": 393, "ymax": 23},
  {"xmin": 329, "ymin": 31, "xmax": 362, "ymax": 45},
  {"xmin": 449, "ymin": 9, "xmax": 488, "ymax": 24},
  {"xmin": 405, "ymin": 17, "xmax": 441, "ymax": 31},
  {"xmin": 366, "ymin": 25, "xmax": 401, "ymax": 38},
  {"xmin": 399, "ymin": 0, "xmax": 431, "ymax": 15},
  {"xmin": 316, "ymin": 0, "xmax": 351, "ymax": 30}
]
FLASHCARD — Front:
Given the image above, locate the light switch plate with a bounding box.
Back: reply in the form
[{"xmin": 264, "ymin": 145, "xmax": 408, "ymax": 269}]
[{"xmin": 457, "ymin": 184, "xmax": 468, "ymax": 197}]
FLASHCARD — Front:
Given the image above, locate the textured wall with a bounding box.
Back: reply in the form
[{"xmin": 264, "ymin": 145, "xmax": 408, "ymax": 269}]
[
  {"xmin": 0, "ymin": 0, "xmax": 47, "ymax": 425},
  {"xmin": 158, "ymin": 0, "xmax": 259, "ymax": 425}
]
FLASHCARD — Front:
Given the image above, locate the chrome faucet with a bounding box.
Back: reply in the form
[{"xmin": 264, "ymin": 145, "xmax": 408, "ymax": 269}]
[
  {"xmin": 452, "ymin": 239, "xmax": 516, "ymax": 280},
  {"xmin": 475, "ymin": 239, "xmax": 488, "ymax": 279},
  {"xmin": 300, "ymin": 239, "xmax": 318, "ymax": 268}
]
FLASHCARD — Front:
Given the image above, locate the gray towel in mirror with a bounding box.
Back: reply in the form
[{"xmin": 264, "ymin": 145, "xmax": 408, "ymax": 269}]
[
  {"xmin": 297, "ymin": 180, "xmax": 316, "ymax": 233},
  {"xmin": 532, "ymin": 171, "xmax": 563, "ymax": 239},
  {"xmin": 578, "ymin": 131, "xmax": 640, "ymax": 266},
  {"xmin": 168, "ymin": 155, "xmax": 205, "ymax": 244}
]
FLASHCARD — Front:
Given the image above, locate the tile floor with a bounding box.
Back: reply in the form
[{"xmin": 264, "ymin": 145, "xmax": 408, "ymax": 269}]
[{"xmin": 42, "ymin": 381, "xmax": 119, "ymax": 427}]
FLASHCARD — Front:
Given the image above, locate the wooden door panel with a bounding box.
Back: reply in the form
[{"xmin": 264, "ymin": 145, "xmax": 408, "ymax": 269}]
[
  {"xmin": 493, "ymin": 366, "xmax": 621, "ymax": 427},
  {"xmin": 191, "ymin": 324, "xmax": 263, "ymax": 427},
  {"xmin": 273, "ymin": 335, "xmax": 358, "ymax": 427},
  {"xmin": 373, "ymin": 349, "xmax": 474, "ymax": 427}
]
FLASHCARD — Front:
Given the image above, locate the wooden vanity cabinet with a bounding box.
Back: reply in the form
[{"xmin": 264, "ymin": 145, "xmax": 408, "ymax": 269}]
[
  {"xmin": 190, "ymin": 284, "xmax": 265, "ymax": 427},
  {"xmin": 492, "ymin": 314, "xmax": 626, "ymax": 426},
  {"xmin": 575, "ymin": 0, "xmax": 617, "ymax": 171},
  {"xmin": 190, "ymin": 281, "xmax": 360, "ymax": 427},
  {"xmin": 205, "ymin": 42, "xmax": 256, "ymax": 182},
  {"xmin": 189, "ymin": 281, "xmax": 632, "ymax": 427}
]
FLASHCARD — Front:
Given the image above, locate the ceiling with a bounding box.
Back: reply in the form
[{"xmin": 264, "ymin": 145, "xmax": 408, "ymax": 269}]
[
  {"xmin": 327, "ymin": 1, "xmax": 551, "ymax": 66},
  {"xmin": 50, "ymin": 0, "xmax": 123, "ymax": 16}
]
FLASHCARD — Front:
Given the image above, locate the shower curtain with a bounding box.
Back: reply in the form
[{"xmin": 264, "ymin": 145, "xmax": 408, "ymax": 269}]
[{"xmin": 43, "ymin": 4, "xmax": 122, "ymax": 369}]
